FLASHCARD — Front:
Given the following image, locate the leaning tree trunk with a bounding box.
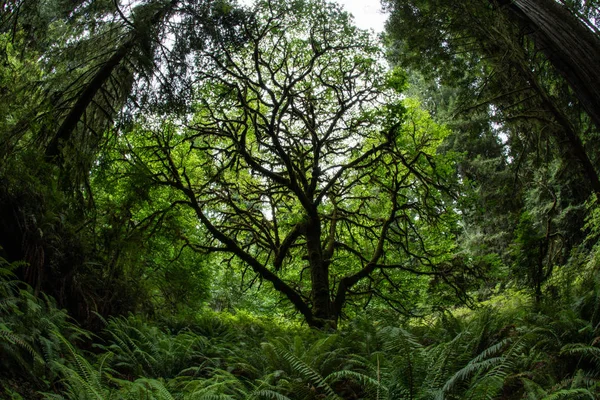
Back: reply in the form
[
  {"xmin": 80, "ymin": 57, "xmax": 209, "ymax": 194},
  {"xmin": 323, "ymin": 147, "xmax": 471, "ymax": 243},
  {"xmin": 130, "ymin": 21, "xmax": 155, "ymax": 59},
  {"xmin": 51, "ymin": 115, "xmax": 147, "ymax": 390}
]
[
  {"xmin": 44, "ymin": 40, "xmax": 134, "ymax": 160},
  {"xmin": 502, "ymin": 0, "xmax": 600, "ymax": 131},
  {"xmin": 45, "ymin": 0, "xmax": 179, "ymax": 163}
]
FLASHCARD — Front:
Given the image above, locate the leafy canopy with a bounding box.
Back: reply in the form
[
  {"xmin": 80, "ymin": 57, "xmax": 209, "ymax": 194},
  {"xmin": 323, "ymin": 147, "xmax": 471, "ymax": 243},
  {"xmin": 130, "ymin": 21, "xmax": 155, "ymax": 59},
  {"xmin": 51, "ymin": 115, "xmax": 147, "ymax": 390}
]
[{"xmin": 119, "ymin": 0, "xmax": 462, "ymax": 327}]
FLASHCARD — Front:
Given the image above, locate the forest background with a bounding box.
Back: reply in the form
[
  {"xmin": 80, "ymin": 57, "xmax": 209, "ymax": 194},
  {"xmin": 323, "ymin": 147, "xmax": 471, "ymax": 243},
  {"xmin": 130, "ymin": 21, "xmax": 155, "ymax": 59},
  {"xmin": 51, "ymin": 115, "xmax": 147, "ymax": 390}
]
[{"xmin": 1, "ymin": 0, "xmax": 600, "ymax": 398}]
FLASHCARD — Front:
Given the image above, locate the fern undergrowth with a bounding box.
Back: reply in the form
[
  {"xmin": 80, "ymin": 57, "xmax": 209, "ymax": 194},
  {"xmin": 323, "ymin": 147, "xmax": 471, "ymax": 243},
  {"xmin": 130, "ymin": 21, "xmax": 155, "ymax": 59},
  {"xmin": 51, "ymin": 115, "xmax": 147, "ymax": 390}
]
[{"xmin": 2, "ymin": 253, "xmax": 600, "ymax": 399}]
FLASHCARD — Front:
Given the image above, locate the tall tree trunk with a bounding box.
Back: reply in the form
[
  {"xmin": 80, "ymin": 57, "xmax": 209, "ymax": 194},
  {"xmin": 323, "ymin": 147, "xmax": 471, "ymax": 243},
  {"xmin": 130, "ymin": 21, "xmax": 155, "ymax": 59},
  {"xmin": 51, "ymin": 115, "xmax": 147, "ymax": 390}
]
[
  {"xmin": 45, "ymin": 0, "xmax": 179, "ymax": 163},
  {"xmin": 305, "ymin": 216, "xmax": 335, "ymax": 328},
  {"xmin": 44, "ymin": 40, "xmax": 134, "ymax": 160},
  {"xmin": 502, "ymin": 0, "xmax": 600, "ymax": 131},
  {"xmin": 515, "ymin": 58, "xmax": 600, "ymax": 199}
]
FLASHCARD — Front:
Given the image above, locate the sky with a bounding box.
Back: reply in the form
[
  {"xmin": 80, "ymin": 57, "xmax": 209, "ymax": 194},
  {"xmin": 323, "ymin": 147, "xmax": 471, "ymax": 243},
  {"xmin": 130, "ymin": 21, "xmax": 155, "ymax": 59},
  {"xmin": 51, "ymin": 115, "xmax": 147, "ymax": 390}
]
[
  {"xmin": 237, "ymin": 0, "xmax": 389, "ymax": 33},
  {"xmin": 335, "ymin": 0, "xmax": 388, "ymax": 33}
]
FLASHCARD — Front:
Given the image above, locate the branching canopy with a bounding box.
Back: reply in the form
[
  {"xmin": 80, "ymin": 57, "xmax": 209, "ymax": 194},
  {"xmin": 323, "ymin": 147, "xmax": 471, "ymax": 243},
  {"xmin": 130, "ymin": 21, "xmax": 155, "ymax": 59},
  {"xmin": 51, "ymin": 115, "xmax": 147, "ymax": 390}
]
[{"xmin": 129, "ymin": 0, "xmax": 460, "ymax": 328}]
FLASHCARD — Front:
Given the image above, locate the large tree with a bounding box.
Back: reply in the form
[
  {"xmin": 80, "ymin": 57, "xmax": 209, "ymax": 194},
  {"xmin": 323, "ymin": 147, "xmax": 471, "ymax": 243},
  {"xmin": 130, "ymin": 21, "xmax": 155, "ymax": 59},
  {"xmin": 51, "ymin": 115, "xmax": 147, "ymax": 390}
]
[
  {"xmin": 0, "ymin": 0, "xmax": 249, "ymax": 320},
  {"xmin": 383, "ymin": 0, "xmax": 600, "ymax": 199},
  {"xmin": 383, "ymin": 0, "xmax": 600, "ymax": 301},
  {"xmin": 497, "ymin": 0, "xmax": 600, "ymax": 131},
  {"xmin": 127, "ymin": 0, "xmax": 461, "ymax": 328},
  {"xmin": 1, "ymin": 0, "xmax": 250, "ymax": 180}
]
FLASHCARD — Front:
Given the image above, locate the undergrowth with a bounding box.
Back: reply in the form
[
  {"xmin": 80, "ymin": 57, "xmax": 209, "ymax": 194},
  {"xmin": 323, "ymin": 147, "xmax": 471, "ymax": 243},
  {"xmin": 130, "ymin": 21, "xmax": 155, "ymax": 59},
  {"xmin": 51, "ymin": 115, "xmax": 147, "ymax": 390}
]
[{"xmin": 2, "ymin": 252, "xmax": 600, "ymax": 399}]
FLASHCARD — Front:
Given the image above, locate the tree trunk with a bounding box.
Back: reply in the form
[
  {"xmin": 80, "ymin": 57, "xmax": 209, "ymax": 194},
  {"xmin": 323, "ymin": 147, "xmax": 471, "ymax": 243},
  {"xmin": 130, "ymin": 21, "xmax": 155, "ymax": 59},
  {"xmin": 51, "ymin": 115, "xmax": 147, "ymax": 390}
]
[
  {"xmin": 515, "ymin": 59, "xmax": 600, "ymax": 199},
  {"xmin": 44, "ymin": 40, "xmax": 134, "ymax": 161},
  {"xmin": 503, "ymin": 0, "xmax": 600, "ymax": 131},
  {"xmin": 45, "ymin": 0, "xmax": 179, "ymax": 162},
  {"xmin": 305, "ymin": 216, "xmax": 335, "ymax": 329}
]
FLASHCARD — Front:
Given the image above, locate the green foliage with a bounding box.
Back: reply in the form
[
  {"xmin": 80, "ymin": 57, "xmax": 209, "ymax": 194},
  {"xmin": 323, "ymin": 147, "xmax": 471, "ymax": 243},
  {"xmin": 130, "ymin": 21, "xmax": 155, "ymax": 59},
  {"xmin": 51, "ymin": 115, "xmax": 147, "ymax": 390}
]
[
  {"xmin": 510, "ymin": 212, "xmax": 546, "ymax": 299},
  {"xmin": 96, "ymin": 315, "xmax": 210, "ymax": 379},
  {"xmin": 0, "ymin": 253, "xmax": 91, "ymax": 394},
  {"xmin": 2, "ymin": 0, "xmax": 600, "ymax": 399},
  {"xmin": 2, "ymin": 257, "xmax": 600, "ymax": 399},
  {"xmin": 90, "ymin": 144, "xmax": 213, "ymax": 314}
]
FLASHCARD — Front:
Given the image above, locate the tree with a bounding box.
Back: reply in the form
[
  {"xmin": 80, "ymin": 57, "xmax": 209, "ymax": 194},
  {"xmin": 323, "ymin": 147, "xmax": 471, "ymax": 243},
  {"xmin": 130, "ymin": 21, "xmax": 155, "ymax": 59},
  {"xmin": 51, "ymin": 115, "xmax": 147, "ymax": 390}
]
[
  {"xmin": 41, "ymin": 0, "xmax": 180, "ymax": 163},
  {"xmin": 0, "ymin": 0, "xmax": 250, "ymax": 322},
  {"xmin": 383, "ymin": 0, "xmax": 598, "ymax": 301},
  {"xmin": 383, "ymin": 0, "xmax": 600, "ymax": 200},
  {"xmin": 125, "ymin": 0, "xmax": 461, "ymax": 328},
  {"xmin": 496, "ymin": 0, "xmax": 600, "ymax": 131},
  {"xmin": 1, "ymin": 0, "xmax": 250, "ymax": 184}
]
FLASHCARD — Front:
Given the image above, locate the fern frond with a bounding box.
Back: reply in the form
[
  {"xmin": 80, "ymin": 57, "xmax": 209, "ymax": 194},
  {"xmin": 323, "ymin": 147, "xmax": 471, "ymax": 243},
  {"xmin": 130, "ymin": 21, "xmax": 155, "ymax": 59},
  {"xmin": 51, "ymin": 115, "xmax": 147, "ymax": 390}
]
[
  {"xmin": 50, "ymin": 359, "xmax": 109, "ymax": 400},
  {"xmin": 326, "ymin": 369, "xmax": 388, "ymax": 398},
  {"xmin": 463, "ymin": 374, "xmax": 505, "ymax": 400},
  {"xmin": 468, "ymin": 338, "xmax": 512, "ymax": 365},
  {"xmin": 561, "ymin": 343, "xmax": 600, "ymax": 361},
  {"xmin": 0, "ymin": 328, "xmax": 45, "ymax": 366},
  {"xmin": 249, "ymin": 389, "xmax": 293, "ymax": 400},
  {"xmin": 263, "ymin": 342, "xmax": 340, "ymax": 399},
  {"xmin": 442, "ymin": 356, "xmax": 504, "ymax": 393},
  {"xmin": 188, "ymin": 395, "xmax": 234, "ymax": 400},
  {"xmin": 521, "ymin": 377, "xmax": 548, "ymax": 399},
  {"xmin": 123, "ymin": 377, "xmax": 176, "ymax": 400},
  {"xmin": 561, "ymin": 343, "xmax": 600, "ymax": 376},
  {"xmin": 541, "ymin": 388, "xmax": 595, "ymax": 399}
]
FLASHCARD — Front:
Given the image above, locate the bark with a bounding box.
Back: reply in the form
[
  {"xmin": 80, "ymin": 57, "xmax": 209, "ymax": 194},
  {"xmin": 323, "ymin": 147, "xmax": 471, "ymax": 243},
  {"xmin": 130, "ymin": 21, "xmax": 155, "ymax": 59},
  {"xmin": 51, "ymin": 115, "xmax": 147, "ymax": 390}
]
[
  {"xmin": 305, "ymin": 215, "xmax": 333, "ymax": 325},
  {"xmin": 44, "ymin": 0, "xmax": 179, "ymax": 162},
  {"xmin": 44, "ymin": 40, "xmax": 134, "ymax": 160},
  {"xmin": 167, "ymin": 156, "xmax": 319, "ymax": 328},
  {"xmin": 333, "ymin": 196, "xmax": 398, "ymax": 318},
  {"xmin": 514, "ymin": 56, "xmax": 600, "ymax": 198},
  {"xmin": 501, "ymin": 0, "xmax": 600, "ymax": 131},
  {"xmin": 484, "ymin": 0, "xmax": 600, "ymax": 198}
]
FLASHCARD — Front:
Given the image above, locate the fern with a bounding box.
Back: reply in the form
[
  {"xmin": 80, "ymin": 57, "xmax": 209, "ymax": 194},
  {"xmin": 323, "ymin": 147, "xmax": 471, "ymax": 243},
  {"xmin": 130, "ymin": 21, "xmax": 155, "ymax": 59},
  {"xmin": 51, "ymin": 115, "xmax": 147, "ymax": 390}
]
[
  {"xmin": 521, "ymin": 376, "xmax": 549, "ymax": 399},
  {"xmin": 326, "ymin": 369, "xmax": 387, "ymax": 399},
  {"xmin": 541, "ymin": 388, "xmax": 595, "ymax": 399},
  {"xmin": 378, "ymin": 325, "xmax": 426, "ymax": 399},
  {"xmin": 249, "ymin": 389, "xmax": 292, "ymax": 400},
  {"xmin": 442, "ymin": 356, "xmax": 505, "ymax": 393},
  {"xmin": 0, "ymin": 327, "xmax": 45, "ymax": 367},
  {"xmin": 98, "ymin": 315, "xmax": 210, "ymax": 379},
  {"xmin": 47, "ymin": 352, "xmax": 112, "ymax": 400},
  {"xmin": 561, "ymin": 343, "xmax": 600, "ymax": 369},
  {"xmin": 120, "ymin": 377, "xmax": 176, "ymax": 400},
  {"xmin": 176, "ymin": 368, "xmax": 248, "ymax": 398},
  {"xmin": 0, "ymin": 257, "xmax": 91, "ymax": 388},
  {"xmin": 274, "ymin": 343, "xmax": 339, "ymax": 398}
]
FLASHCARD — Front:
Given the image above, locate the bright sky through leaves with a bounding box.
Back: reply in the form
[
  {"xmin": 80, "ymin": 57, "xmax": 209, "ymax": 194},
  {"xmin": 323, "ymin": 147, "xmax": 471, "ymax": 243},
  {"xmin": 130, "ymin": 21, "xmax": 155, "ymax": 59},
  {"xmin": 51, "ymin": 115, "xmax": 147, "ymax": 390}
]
[
  {"xmin": 238, "ymin": 0, "xmax": 388, "ymax": 33},
  {"xmin": 335, "ymin": 0, "xmax": 387, "ymax": 32}
]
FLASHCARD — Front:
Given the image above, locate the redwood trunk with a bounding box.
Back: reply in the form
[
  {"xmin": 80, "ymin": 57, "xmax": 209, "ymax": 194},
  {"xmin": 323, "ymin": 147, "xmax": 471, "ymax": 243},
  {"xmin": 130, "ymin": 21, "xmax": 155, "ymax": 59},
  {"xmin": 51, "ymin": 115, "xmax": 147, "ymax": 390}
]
[
  {"xmin": 505, "ymin": 0, "xmax": 600, "ymax": 130},
  {"xmin": 44, "ymin": 41, "xmax": 133, "ymax": 160},
  {"xmin": 45, "ymin": 0, "xmax": 179, "ymax": 162}
]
